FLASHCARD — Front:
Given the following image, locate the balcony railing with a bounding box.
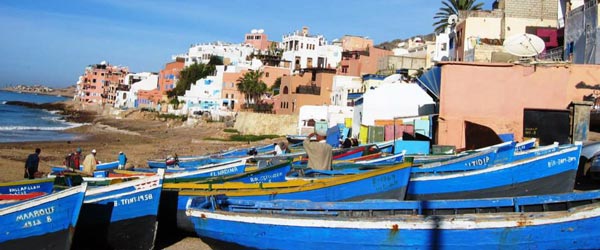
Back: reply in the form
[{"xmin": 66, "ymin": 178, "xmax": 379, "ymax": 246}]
[
  {"xmin": 296, "ymin": 85, "xmax": 321, "ymax": 95},
  {"xmin": 538, "ymin": 46, "xmax": 564, "ymax": 61}
]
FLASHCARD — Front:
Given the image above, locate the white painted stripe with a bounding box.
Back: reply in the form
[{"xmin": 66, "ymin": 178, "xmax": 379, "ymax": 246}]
[
  {"xmin": 85, "ymin": 174, "xmax": 162, "ymax": 196},
  {"xmin": 187, "ymin": 203, "xmax": 600, "ymax": 230},
  {"xmin": 419, "ymin": 149, "xmax": 494, "ymax": 169},
  {"xmin": 355, "ymin": 151, "xmax": 404, "ymax": 164},
  {"xmin": 411, "ymin": 145, "xmax": 579, "ymax": 181},
  {"xmin": 167, "ymin": 161, "xmax": 245, "ymax": 179},
  {"xmin": 84, "ymin": 182, "xmax": 162, "ymax": 203},
  {"xmin": 0, "ymin": 183, "xmax": 87, "ymax": 216},
  {"xmin": 513, "ymin": 142, "xmax": 558, "ymax": 156}
]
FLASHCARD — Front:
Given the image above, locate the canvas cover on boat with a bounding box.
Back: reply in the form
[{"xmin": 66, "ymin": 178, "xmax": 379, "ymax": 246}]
[{"xmin": 417, "ymin": 66, "xmax": 441, "ymax": 101}]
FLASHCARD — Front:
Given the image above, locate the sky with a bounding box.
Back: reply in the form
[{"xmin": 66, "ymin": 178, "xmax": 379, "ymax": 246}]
[{"xmin": 0, "ymin": 0, "xmax": 495, "ymax": 88}]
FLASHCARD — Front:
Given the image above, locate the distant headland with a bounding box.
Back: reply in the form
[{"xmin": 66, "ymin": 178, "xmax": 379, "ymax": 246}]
[{"xmin": 2, "ymin": 84, "xmax": 76, "ymax": 98}]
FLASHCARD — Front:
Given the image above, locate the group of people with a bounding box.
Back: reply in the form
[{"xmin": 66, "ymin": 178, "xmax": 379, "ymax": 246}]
[{"xmin": 24, "ymin": 147, "xmax": 128, "ymax": 179}]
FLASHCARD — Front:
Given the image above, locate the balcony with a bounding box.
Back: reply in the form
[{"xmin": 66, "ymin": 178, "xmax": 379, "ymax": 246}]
[{"xmin": 296, "ymin": 84, "xmax": 321, "ymax": 95}]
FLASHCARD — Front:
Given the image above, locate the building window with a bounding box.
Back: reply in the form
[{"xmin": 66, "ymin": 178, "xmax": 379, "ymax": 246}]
[
  {"xmin": 231, "ymin": 94, "xmax": 234, "ymax": 98},
  {"xmin": 92, "ymin": 79, "xmax": 97, "ymax": 83},
  {"xmin": 341, "ymin": 66, "xmax": 348, "ymax": 73},
  {"xmin": 441, "ymin": 43, "xmax": 447, "ymax": 51},
  {"xmin": 255, "ymin": 35, "xmax": 261, "ymax": 39},
  {"xmin": 265, "ymin": 72, "xmax": 270, "ymax": 77},
  {"xmin": 283, "ymin": 86, "xmax": 289, "ymax": 94}
]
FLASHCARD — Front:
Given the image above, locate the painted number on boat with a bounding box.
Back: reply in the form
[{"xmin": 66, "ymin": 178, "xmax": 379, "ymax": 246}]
[
  {"xmin": 16, "ymin": 206, "xmax": 55, "ymax": 228},
  {"xmin": 547, "ymin": 156, "xmax": 577, "ymax": 168},
  {"xmin": 372, "ymin": 175, "xmax": 398, "ymax": 192},
  {"xmin": 8, "ymin": 185, "xmax": 41, "ymax": 194},
  {"xmin": 209, "ymin": 167, "xmax": 239, "ymax": 177},
  {"xmin": 114, "ymin": 193, "xmax": 153, "ymax": 207},
  {"xmin": 464, "ymin": 156, "xmax": 490, "ymax": 167},
  {"xmin": 249, "ymin": 172, "xmax": 284, "ymax": 183}
]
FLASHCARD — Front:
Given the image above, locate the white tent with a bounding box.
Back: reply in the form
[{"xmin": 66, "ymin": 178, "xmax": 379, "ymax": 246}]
[{"xmin": 352, "ymin": 83, "xmax": 435, "ymax": 137}]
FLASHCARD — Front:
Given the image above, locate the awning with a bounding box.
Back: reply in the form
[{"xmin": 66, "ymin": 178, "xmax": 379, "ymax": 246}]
[{"xmin": 416, "ymin": 66, "xmax": 441, "ymax": 101}]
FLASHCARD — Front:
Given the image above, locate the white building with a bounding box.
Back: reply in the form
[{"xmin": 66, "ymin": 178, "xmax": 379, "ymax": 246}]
[
  {"xmin": 185, "ymin": 41, "xmax": 256, "ymax": 67},
  {"xmin": 433, "ymin": 25, "xmax": 457, "ymax": 62},
  {"xmin": 352, "ymin": 82, "xmax": 435, "ymax": 137},
  {"xmin": 281, "ymin": 27, "xmax": 342, "ymax": 71},
  {"xmin": 114, "ymin": 72, "xmax": 158, "ymax": 109},
  {"xmin": 331, "ymin": 75, "xmax": 362, "ymax": 106},
  {"xmin": 297, "ymin": 105, "xmax": 354, "ymax": 135}
]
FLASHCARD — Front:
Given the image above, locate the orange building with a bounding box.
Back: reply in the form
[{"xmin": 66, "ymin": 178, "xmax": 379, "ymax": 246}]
[
  {"xmin": 435, "ymin": 62, "xmax": 598, "ymax": 148},
  {"xmin": 276, "ymin": 68, "xmax": 336, "ymax": 115},
  {"xmin": 77, "ymin": 62, "xmax": 128, "ymax": 105},
  {"xmin": 137, "ymin": 59, "xmax": 185, "ymax": 109}
]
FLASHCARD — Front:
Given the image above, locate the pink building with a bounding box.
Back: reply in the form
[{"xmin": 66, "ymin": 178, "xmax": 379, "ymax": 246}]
[
  {"xmin": 244, "ymin": 29, "xmax": 271, "ymax": 51},
  {"xmin": 436, "ymin": 62, "xmax": 598, "ymax": 148},
  {"xmin": 77, "ymin": 62, "xmax": 128, "ymax": 105},
  {"xmin": 137, "ymin": 58, "xmax": 185, "ymax": 109},
  {"xmin": 336, "ymin": 36, "xmax": 392, "ymax": 76},
  {"xmin": 221, "ymin": 66, "xmax": 290, "ymax": 111}
]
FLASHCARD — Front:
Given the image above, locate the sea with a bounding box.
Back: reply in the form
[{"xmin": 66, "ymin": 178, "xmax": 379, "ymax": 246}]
[{"xmin": 0, "ymin": 90, "xmax": 82, "ymax": 143}]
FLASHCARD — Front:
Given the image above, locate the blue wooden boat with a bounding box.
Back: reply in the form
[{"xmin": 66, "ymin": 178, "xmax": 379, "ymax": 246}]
[
  {"xmin": 147, "ymin": 155, "xmax": 242, "ymax": 169},
  {"xmin": 158, "ymin": 158, "xmax": 247, "ymax": 183},
  {"xmin": 197, "ymin": 161, "xmax": 292, "ymax": 184},
  {"xmin": 163, "ymin": 161, "xmax": 413, "ymax": 233},
  {"xmin": 0, "ymin": 178, "xmax": 55, "ymax": 194},
  {"xmin": 147, "ymin": 144, "xmax": 274, "ymax": 168},
  {"xmin": 51, "ymin": 160, "xmax": 119, "ymax": 173},
  {"xmin": 0, "ymin": 184, "xmax": 87, "ymax": 250},
  {"xmin": 184, "ymin": 189, "xmax": 600, "ymax": 250},
  {"xmin": 407, "ymin": 142, "xmax": 581, "ymax": 200},
  {"xmin": 71, "ymin": 170, "xmax": 164, "ymax": 250}
]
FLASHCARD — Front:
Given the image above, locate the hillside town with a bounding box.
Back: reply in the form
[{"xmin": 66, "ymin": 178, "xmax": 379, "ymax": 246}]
[{"xmin": 72, "ymin": 0, "xmax": 596, "ymax": 150}]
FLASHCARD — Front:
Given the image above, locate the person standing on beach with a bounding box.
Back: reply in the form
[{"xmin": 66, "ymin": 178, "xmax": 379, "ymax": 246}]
[
  {"xmin": 274, "ymin": 142, "xmax": 287, "ymax": 155},
  {"xmin": 24, "ymin": 148, "xmax": 41, "ymax": 179},
  {"xmin": 82, "ymin": 149, "xmax": 98, "ymax": 174},
  {"xmin": 118, "ymin": 151, "xmax": 127, "ymax": 169},
  {"xmin": 303, "ymin": 133, "xmax": 333, "ymax": 170},
  {"xmin": 71, "ymin": 147, "xmax": 83, "ymax": 170}
]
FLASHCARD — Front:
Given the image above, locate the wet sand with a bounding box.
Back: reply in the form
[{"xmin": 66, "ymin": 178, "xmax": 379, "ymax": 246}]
[{"xmin": 0, "ymin": 100, "xmax": 282, "ymax": 249}]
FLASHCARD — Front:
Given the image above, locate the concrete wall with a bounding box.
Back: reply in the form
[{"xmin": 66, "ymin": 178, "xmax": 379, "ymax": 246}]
[
  {"xmin": 437, "ymin": 62, "xmax": 600, "ymax": 148},
  {"xmin": 234, "ymin": 112, "xmax": 297, "ymax": 135}
]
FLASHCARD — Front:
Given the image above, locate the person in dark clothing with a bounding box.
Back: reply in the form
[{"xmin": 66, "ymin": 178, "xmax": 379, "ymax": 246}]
[
  {"xmin": 342, "ymin": 137, "xmax": 352, "ymax": 148},
  {"xmin": 24, "ymin": 148, "xmax": 41, "ymax": 179}
]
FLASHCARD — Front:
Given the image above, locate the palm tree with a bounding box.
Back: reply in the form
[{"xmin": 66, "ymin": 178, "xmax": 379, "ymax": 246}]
[
  {"xmin": 433, "ymin": 0, "xmax": 484, "ymax": 33},
  {"xmin": 236, "ymin": 70, "xmax": 267, "ymax": 107}
]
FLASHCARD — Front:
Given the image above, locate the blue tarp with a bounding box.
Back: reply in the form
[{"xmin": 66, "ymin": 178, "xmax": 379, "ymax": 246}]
[
  {"xmin": 417, "ymin": 66, "xmax": 441, "ymax": 101},
  {"xmin": 326, "ymin": 126, "xmax": 340, "ymax": 148}
]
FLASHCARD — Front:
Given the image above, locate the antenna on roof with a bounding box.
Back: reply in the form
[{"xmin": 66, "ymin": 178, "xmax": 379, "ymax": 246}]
[{"xmin": 503, "ymin": 33, "xmax": 546, "ymax": 58}]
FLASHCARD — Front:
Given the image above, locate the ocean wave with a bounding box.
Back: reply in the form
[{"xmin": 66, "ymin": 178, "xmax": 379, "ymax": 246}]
[
  {"xmin": 0, "ymin": 123, "xmax": 85, "ymax": 131},
  {"xmin": 1, "ymin": 101, "xmax": 6, "ymax": 104}
]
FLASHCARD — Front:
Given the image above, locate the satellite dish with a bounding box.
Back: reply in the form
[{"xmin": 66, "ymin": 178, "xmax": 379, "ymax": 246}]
[
  {"xmin": 251, "ymin": 29, "xmax": 257, "ymax": 34},
  {"xmin": 448, "ymin": 14, "xmax": 458, "ymax": 25},
  {"xmin": 503, "ymin": 33, "xmax": 546, "ymax": 57},
  {"xmin": 258, "ymin": 29, "xmax": 264, "ymax": 34}
]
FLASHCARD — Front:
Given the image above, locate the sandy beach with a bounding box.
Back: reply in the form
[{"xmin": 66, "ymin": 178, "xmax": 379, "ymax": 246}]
[{"xmin": 0, "ymin": 99, "xmax": 284, "ymax": 249}]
